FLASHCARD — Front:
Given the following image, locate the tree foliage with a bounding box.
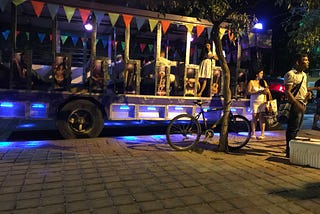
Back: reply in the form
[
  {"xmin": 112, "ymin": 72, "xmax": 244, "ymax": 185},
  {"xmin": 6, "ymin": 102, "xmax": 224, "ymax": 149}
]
[{"xmin": 276, "ymin": 0, "xmax": 320, "ymax": 54}]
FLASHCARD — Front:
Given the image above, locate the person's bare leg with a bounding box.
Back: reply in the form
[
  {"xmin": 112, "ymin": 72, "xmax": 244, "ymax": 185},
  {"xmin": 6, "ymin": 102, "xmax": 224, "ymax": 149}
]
[
  {"xmin": 258, "ymin": 113, "xmax": 266, "ymax": 139},
  {"xmin": 251, "ymin": 113, "xmax": 257, "ymax": 138},
  {"xmin": 198, "ymin": 79, "xmax": 207, "ymax": 97}
]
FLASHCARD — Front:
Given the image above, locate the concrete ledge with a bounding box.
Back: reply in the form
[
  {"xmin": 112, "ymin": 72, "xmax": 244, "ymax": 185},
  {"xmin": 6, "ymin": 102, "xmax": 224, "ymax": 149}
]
[{"xmin": 290, "ymin": 138, "xmax": 320, "ymax": 168}]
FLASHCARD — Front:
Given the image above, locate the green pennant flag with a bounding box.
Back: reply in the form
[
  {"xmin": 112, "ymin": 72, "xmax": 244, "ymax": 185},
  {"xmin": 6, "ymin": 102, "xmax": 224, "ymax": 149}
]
[
  {"xmin": 61, "ymin": 35, "xmax": 68, "ymax": 44},
  {"xmin": 12, "ymin": 0, "xmax": 26, "ymax": 6},
  {"xmin": 148, "ymin": 44, "xmax": 153, "ymax": 52},
  {"xmin": 26, "ymin": 32, "xmax": 30, "ymax": 40},
  {"xmin": 121, "ymin": 41, "xmax": 125, "ymax": 50},
  {"xmin": 63, "ymin": 6, "xmax": 76, "ymax": 23}
]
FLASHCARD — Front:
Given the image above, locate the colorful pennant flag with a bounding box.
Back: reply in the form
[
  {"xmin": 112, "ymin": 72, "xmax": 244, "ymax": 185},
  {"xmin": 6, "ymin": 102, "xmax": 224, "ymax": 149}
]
[
  {"xmin": 2, "ymin": 30, "xmax": 10, "ymax": 40},
  {"xmin": 219, "ymin": 28, "xmax": 226, "ymax": 40},
  {"xmin": 136, "ymin": 17, "xmax": 145, "ymax": 31},
  {"xmin": 122, "ymin": 14, "xmax": 133, "ymax": 29},
  {"xmin": 63, "ymin": 6, "xmax": 76, "ymax": 23},
  {"xmin": 47, "ymin": 3, "xmax": 59, "ymax": 20},
  {"xmin": 31, "ymin": 1, "xmax": 45, "ymax": 17},
  {"xmin": 121, "ymin": 41, "xmax": 125, "ymax": 50},
  {"xmin": 139, "ymin": 43, "xmax": 146, "ymax": 53},
  {"xmin": 79, "ymin": 9, "xmax": 91, "ymax": 25},
  {"xmin": 26, "ymin": 32, "xmax": 30, "ymax": 40},
  {"xmin": 148, "ymin": 19, "xmax": 158, "ymax": 32},
  {"xmin": 61, "ymin": 35, "xmax": 68, "ymax": 44},
  {"xmin": 148, "ymin": 44, "xmax": 153, "ymax": 52},
  {"xmin": 102, "ymin": 39, "xmax": 108, "ymax": 48},
  {"xmin": 38, "ymin": 32, "xmax": 46, "ymax": 43},
  {"xmin": 94, "ymin": 11, "xmax": 105, "ymax": 26},
  {"xmin": 12, "ymin": 0, "xmax": 26, "ymax": 6},
  {"xmin": 161, "ymin": 20, "xmax": 170, "ymax": 34},
  {"xmin": 108, "ymin": 13, "xmax": 120, "ymax": 27},
  {"xmin": 185, "ymin": 24, "xmax": 194, "ymax": 33},
  {"xmin": 196, "ymin": 25, "xmax": 205, "ymax": 37},
  {"xmin": 71, "ymin": 36, "xmax": 78, "ymax": 46},
  {"xmin": 206, "ymin": 27, "xmax": 212, "ymax": 40}
]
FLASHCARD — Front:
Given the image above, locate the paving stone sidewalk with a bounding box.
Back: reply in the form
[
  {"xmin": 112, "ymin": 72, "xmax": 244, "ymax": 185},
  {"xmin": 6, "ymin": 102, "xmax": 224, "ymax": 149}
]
[{"xmin": 0, "ymin": 130, "xmax": 319, "ymax": 214}]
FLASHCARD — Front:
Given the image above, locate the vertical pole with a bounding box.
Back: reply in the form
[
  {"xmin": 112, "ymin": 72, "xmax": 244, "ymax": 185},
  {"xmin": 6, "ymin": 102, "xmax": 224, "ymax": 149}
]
[
  {"xmin": 124, "ymin": 25, "xmax": 130, "ymax": 62},
  {"xmin": 9, "ymin": 3, "xmax": 17, "ymax": 89},
  {"xmin": 185, "ymin": 31, "xmax": 191, "ymax": 66}
]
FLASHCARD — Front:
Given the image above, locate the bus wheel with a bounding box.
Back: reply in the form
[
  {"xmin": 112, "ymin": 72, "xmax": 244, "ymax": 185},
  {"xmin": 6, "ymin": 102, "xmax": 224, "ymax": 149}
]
[{"xmin": 56, "ymin": 100, "xmax": 104, "ymax": 139}]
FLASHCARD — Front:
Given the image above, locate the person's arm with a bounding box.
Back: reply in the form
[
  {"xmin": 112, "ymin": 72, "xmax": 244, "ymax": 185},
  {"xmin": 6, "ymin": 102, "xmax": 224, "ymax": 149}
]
[{"xmin": 285, "ymin": 84, "xmax": 306, "ymax": 112}]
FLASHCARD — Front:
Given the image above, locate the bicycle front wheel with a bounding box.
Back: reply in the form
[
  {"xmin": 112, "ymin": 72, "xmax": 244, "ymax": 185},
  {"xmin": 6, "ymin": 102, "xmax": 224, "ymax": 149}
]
[
  {"xmin": 166, "ymin": 114, "xmax": 201, "ymax": 151},
  {"xmin": 227, "ymin": 114, "xmax": 251, "ymax": 151}
]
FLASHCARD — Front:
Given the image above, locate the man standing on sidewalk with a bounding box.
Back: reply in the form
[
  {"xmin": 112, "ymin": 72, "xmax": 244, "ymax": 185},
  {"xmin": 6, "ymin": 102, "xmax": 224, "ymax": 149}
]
[{"xmin": 284, "ymin": 53, "xmax": 312, "ymax": 158}]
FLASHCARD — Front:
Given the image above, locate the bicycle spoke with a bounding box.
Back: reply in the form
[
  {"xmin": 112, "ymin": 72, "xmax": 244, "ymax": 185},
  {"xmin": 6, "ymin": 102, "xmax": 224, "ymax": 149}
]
[{"xmin": 166, "ymin": 114, "xmax": 201, "ymax": 151}]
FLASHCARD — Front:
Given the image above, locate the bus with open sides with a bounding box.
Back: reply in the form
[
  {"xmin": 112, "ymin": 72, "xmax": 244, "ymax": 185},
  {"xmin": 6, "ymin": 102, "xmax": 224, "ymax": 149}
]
[{"xmin": 0, "ymin": 0, "xmax": 250, "ymax": 139}]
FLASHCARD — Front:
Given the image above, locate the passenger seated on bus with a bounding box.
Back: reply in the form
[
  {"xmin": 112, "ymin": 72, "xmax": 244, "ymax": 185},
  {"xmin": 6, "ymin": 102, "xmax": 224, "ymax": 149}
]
[
  {"xmin": 53, "ymin": 56, "xmax": 71, "ymax": 90},
  {"xmin": 185, "ymin": 68, "xmax": 200, "ymax": 96},
  {"xmin": 159, "ymin": 51, "xmax": 178, "ymax": 95},
  {"xmin": 140, "ymin": 56, "xmax": 155, "ymax": 95},
  {"xmin": 124, "ymin": 63, "xmax": 136, "ymax": 94},
  {"xmin": 12, "ymin": 52, "xmax": 28, "ymax": 86},
  {"xmin": 112, "ymin": 54, "xmax": 125, "ymax": 94},
  {"xmin": 91, "ymin": 60, "xmax": 105, "ymax": 90}
]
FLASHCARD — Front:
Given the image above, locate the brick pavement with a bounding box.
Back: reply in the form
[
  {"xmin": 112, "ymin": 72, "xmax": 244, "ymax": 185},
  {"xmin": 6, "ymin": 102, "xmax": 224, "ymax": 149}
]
[{"xmin": 0, "ymin": 130, "xmax": 320, "ymax": 213}]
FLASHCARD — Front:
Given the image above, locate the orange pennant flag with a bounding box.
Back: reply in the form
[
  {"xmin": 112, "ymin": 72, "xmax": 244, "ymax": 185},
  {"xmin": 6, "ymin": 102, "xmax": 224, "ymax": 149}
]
[
  {"xmin": 31, "ymin": 1, "xmax": 45, "ymax": 17},
  {"xmin": 122, "ymin": 14, "xmax": 133, "ymax": 29},
  {"xmin": 79, "ymin": 9, "xmax": 91, "ymax": 25},
  {"xmin": 161, "ymin": 20, "xmax": 170, "ymax": 34},
  {"xmin": 196, "ymin": 25, "xmax": 205, "ymax": 37}
]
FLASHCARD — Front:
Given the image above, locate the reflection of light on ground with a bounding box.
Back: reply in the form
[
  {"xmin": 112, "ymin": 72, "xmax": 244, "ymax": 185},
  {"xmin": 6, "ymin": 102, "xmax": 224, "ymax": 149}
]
[
  {"xmin": 151, "ymin": 135, "xmax": 165, "ymax": 140},
  {"xmin": 116, "ymin": 135, "xmax": 166, "ymax": 144},
  {"xmin": 0, "ymin": 142, "xmax": 12, "ymax": 147},
  {"xmin": 17, "ymin": 123, "xmax": 36, "ymax": 128},
  {"xmin": 0, "ymin": 141, "xmax": 44, "ymax": 148},
  {"xmin": 25, "ymin": 141, "xmax": 44, "ymax": 148}
]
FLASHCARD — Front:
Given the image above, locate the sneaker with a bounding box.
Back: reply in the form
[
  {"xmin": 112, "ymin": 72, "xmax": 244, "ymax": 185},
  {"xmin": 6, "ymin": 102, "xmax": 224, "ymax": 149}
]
[
  {"xmin": 251, "ymin": 135, "xmax": 256, "ymax": 139},
  {"xmin": 257, "ymin": 135, "xmax": 265, "ymax": 140}
]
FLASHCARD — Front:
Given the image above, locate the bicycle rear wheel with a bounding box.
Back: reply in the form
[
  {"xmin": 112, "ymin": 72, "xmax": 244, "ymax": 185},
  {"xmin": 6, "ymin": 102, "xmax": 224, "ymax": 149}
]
[
  {"xmin": 166, "ymin": 114, "xmax": 201, "ymax": 151},
  {"xmin": 227, "ymin": 114, "xmax": 251, "ymax": 151}
]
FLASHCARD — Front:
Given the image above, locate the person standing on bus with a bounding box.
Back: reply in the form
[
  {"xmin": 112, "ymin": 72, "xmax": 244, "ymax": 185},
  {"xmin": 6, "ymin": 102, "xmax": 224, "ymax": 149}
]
[{"xmin": 198, "ymin": 42, "xmax": 217, "ymax": 97}]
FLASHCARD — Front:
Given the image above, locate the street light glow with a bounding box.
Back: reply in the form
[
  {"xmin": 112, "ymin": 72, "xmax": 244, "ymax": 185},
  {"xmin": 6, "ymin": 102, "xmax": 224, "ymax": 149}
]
[{"xmin": 254, "ymin": 23, "xmax": 263, "ymax": 30}]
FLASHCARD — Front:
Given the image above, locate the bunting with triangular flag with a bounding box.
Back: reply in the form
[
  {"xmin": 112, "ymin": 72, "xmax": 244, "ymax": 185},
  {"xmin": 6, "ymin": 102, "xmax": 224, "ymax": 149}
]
[
  {"xmin": 79, "ymin": 9, "xmax": 91, "ymax": 25},
  {"xmin": 12, "ymin": 0, "xmax": 26, "ymax": 6},
  {"xmin": 196, "ymin": 25, "xmax": 205, "ymax": 37},
  {"xmin": 206, "ymin": 27, "xmax": 212, "ymax": 40},
  {"xmin": 61, "ymin": 35, "xmax": 68, "ymax": 44},
  {"xmin": 31, "ymin": 1, "xmax": 45, "ymax": 17},
  {"xmin": 185, "ymin": 24, "xmax": 194, "ymax": 33},
  {"xmin": 63, "ymin": 6, "xmax": 76, "ymax": 23},
  {"xmin": 108, "ymin": 13, "xmax": 120, "ymax": 27},
  {"xmin": 71, "ymin": 36, "xmax": 78, "ymax": 46},
  {"xmin": 94, "ymin": 11, "xmax": 105, "ymax": 26},
  {"xmin": 148, "ymin": 19, "xmax": 158, "ymax": 32},
  {"xmin": 121, "ymin": 41, "xmax": 125, "ymax": 50},
  {"xmin": 140, "ymin": 43, "xmax": 146, "ymax": 53},
  {"xmin": 2, "ymin": 30, "xmax": 10, "ymax": 40},
  {"xmin": 219, "ymin": 28, "xmax": 226, "ymax": 40},
  {"xmin": 122, "ymin": 14, "xmax": 133, "ymax": 29},
  {"xmin": 136, "ymin": 17, "xmax": 145, "ymax": 31},
  {"xmin": 102, "ymin": 39, "xmax": 108, "ymax": 48},
  {"xmin": 47, "ymin": 3, "xmax": 59, "ymax": 20},
  {"xmin": 148, "ymin": 44, "xmax": 153, "ymax": 52},
  {"xmin": 161, "ymin": 20, "xmax": 170, "ymax": 34},
  {"xmin": 38, "ymin": 33, "xmax": 46, "ymax": 43}
]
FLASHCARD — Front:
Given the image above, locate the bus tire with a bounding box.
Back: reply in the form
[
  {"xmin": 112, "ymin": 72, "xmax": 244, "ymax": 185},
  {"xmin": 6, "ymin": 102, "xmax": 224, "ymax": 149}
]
[{"xmin": 56, "ymin": 100, "xmax": 104, "ymax": 139}]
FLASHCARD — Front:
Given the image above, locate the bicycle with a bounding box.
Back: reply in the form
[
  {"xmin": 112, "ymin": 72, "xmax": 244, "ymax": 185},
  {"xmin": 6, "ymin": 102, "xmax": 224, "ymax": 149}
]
[{"xmin": 166, "ymin": 98, "xmax": 252, "ymax": 151}]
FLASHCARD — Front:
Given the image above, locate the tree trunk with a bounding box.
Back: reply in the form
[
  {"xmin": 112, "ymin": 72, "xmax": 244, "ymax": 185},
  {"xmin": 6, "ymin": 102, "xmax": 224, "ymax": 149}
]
[{"xmin": 213, "ymin": 27, "xmax": 232, "ymax": 152}]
